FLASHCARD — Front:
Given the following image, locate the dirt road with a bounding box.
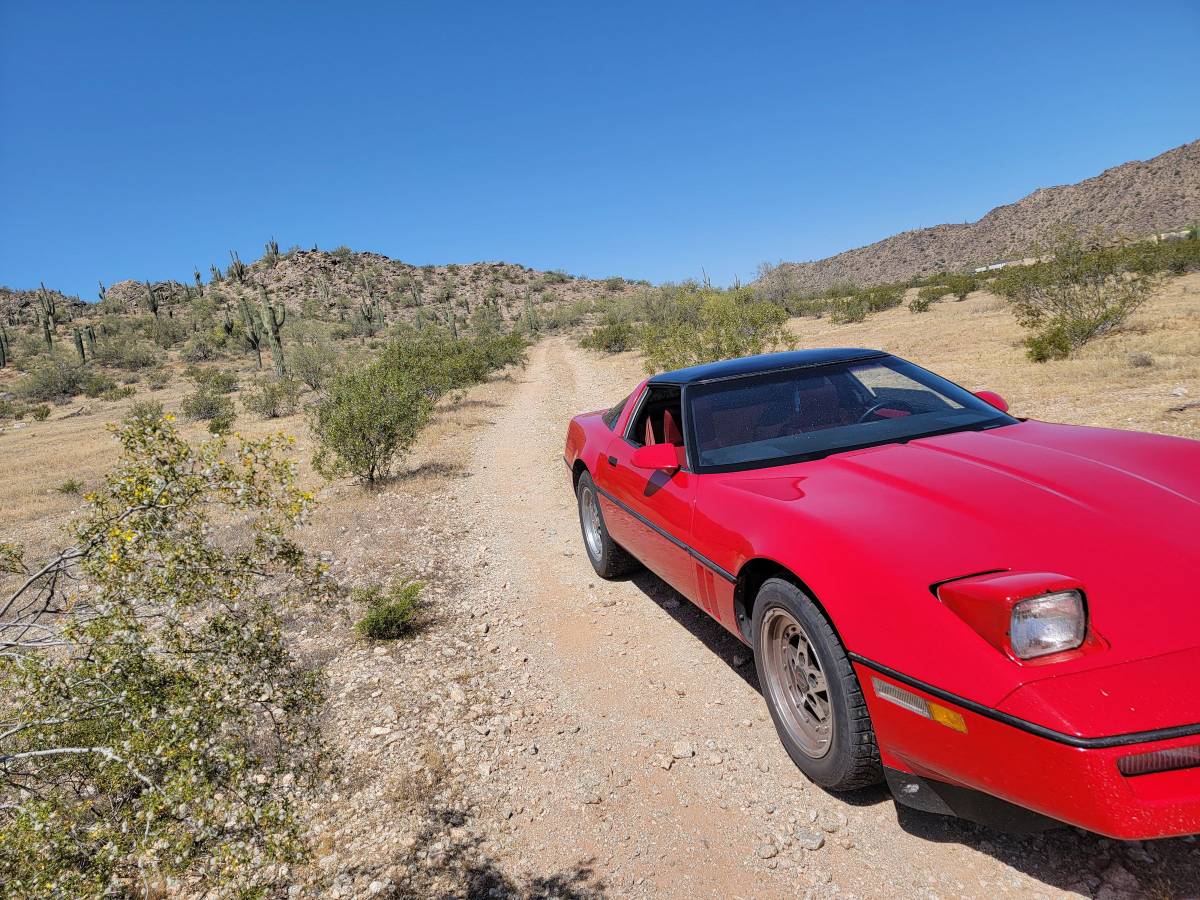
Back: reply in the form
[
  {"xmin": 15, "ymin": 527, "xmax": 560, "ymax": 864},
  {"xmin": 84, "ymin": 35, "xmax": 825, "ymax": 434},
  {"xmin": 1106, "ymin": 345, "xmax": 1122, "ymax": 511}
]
[{"xmin": 438, "ymin": 337, "xmax": 1198, "ymax": 899}]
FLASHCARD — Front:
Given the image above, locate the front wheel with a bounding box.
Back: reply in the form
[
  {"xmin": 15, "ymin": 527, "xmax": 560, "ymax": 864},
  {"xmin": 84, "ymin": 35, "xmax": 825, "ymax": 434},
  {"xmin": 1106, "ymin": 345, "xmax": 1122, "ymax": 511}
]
[
  {"xmin": 753, "ymin": 578, "xmax": 882, "ymax": 791},
  {"xmin": 575, "ymin": 471, "xmax": 640, "ymax": 579}
]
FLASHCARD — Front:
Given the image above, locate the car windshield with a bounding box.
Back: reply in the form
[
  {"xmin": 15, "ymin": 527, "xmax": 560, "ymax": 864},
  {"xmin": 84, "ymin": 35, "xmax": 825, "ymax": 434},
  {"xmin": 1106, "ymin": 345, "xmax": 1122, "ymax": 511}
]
[{"xmin": 686, "ymin": 356, "xmax": 1016, "ymax": 471}]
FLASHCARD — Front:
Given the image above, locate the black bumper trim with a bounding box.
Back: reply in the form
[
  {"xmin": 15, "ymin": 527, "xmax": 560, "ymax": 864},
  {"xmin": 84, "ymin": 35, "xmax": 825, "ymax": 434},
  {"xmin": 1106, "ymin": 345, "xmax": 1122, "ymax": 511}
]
[{"xmin": 851, "ymin": 653, "xmax": 1200, "ymax": 750}]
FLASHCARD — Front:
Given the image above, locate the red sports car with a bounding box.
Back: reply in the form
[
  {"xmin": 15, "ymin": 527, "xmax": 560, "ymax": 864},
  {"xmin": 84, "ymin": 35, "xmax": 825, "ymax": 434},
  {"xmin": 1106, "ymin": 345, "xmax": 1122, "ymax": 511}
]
[{"xmin": 563, "ymin": 348, "xmax": 1200, "ymax": 839}]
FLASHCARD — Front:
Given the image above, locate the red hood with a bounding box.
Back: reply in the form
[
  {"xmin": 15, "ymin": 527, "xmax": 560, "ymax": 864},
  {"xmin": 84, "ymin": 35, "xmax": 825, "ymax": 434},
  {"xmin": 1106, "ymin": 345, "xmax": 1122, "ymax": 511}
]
[{"xmin": 713, "ymin": 420, "xmax": 1200, "ymax": 735}]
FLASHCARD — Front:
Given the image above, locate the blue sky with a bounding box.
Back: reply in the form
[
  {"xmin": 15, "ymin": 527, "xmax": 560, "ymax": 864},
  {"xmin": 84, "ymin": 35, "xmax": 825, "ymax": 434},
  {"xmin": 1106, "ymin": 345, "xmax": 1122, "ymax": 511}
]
[{"xmin": 2, "ymin": 1, "xmax": 1197, "ymax": 298}]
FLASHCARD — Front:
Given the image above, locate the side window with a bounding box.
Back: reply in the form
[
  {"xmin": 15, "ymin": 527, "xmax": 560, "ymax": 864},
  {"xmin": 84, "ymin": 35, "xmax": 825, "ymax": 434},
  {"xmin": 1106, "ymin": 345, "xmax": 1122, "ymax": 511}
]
[
  {"xmin": 626, "ymin": 386, "xmax": 684, "ymax": 448},
  {"xmin": 601, "ymin": 393, "xmax": 630, "ymax": 430}
]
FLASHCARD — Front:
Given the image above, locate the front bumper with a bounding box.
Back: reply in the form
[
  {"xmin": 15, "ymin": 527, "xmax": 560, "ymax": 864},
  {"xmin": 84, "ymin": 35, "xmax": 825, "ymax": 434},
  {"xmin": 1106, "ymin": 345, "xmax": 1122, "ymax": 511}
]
[{"xmin": 857, "ymin": 661, "xmax": 1200, "ymax": 839}]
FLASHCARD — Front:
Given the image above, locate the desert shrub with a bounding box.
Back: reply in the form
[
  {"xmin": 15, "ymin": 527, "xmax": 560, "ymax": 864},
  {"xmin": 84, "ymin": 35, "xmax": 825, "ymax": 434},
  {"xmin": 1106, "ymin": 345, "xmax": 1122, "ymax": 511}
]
[
  {"xmin": 101, "ymin": 385, "xmax": 136, "ymax": 401},
  {"xmin": 244, "ymin": 376, "xmax": 302, "ymax": 419},
  {"xmin": 152, "ymin": 316, "xmax": 189, "ymax": 349},
  {"xmin": 310, "ymin": 360, "xmax": 432, "ymax": 483},
  {"xmin": 943, "ymin": 272, "xmax": 979, "ymax": 300},
  {"xmin": 603, "ymin": 276, "xmax": 625, "ymax": 292},
  {"xmin": 581, "ymin": 319, "xmax": 636, "ymax": 353},
  {"xmin": 910, "ymin": 285, "xmax": 948, "ymax": 313},
  {"xmin": 354, "ymin": 580, "xmax": 424, "ymax": 639},
  {"xmin": 80, "ymin": 371, "xmax": 118, "ymax": 398},
  {"xmin": 0, "ymin": 417, "xmax": 325, "ymax": 896},
  {"xmin": 29, "ymin": 404, "xmax": 51, "ymax": 421},
  {"xmin": 16, "ymin": 357, "xmax": 86, "ymax": 401},
  {"xmin": 1128, "ymin": 351, "xmax": 1153, "ymax": 368},
  {"xmin": 185, "ymin": 365, "xmax": 238, "ymax": 394},
  {"xmin": 828, "ymin": 297, "xmax": 868, "ymax": 324},
  {"xmin": 146, "ymin": 369, "xmax": 170, "ymax": 390},
  {"xmin": 92, "ymin": 339, "xmax": 159, "ymax": 370},
  {"xmin": 641, "ymin": 289, "xmax": 792, "ymax": 373},
  {"xmin": 125, "ymin": 398, "xmax": 164, "ymax": 423},
  {"xmin": 287, "ymin": 341, "xmax": 336, "ymax": 390},
  {"xmin": 858, "ymin": 284, "xmax": 904, "ymax": 313},
  {"xmin": 182, "ymin": 333, "xmax": 218, "ymax": 362},
  {"xmin": 1004, "ymin": 240, "xmax": 1153, "ymax": 361},
  {"xmin": 55, "ymin": 477, "xmax": 83, "ymax": 494},
  {"xmin": 181, "ymin": 382, "xmax": 237, "ymax": 435}
]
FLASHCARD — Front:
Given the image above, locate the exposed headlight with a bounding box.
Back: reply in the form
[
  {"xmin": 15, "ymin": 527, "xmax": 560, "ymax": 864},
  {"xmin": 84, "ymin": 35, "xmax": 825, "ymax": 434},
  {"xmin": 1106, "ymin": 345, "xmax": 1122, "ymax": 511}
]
[{"xmin": 1010, "ymin": 590, "xmax": 1086, "ymax": 659}]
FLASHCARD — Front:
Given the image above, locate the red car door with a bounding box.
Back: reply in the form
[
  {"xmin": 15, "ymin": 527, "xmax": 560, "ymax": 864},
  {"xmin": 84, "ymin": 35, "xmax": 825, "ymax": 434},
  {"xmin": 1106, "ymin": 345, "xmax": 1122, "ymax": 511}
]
[{"xmin": 597, "ymin": 404, "xmax": 699, "ymax": 600}]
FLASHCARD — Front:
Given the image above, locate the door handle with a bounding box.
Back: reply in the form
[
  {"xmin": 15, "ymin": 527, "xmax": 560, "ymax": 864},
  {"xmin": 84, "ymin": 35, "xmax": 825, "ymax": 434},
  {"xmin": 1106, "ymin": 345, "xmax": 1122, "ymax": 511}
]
[{"xmin": 606, "ymin": 455, "xmax": 619, "ymax": 466}]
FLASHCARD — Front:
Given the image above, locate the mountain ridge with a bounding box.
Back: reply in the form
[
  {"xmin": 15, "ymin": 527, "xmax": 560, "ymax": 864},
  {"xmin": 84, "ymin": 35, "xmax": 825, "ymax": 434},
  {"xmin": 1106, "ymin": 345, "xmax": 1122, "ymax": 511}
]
[{"xmin": 766, "ymin": 139, "xmax": 1200, "ymax": 292}]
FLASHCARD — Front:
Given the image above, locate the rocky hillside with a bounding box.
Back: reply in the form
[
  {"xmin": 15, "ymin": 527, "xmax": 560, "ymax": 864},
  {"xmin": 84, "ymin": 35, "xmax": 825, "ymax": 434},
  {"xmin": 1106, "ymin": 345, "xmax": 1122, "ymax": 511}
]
[
  {"xmin": 99, "ymin": 250, "xmax": 639, "ymax": 324},
  {"xmin": 0, "ymin": 286, "xmax": 87, "ymax": 323},
  {"xmin": 770, "ymin": 138, "xmax": 1200, "ymax": 292}
]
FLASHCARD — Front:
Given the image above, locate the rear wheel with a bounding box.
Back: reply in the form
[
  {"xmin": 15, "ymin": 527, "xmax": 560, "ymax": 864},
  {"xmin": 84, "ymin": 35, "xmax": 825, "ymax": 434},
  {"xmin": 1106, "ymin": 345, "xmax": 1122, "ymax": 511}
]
[
  {"xmin": 753, "ymin": 577, "xmax": 882, "ymax": 790},
  {"xmin": 575, "ymin": 471, "xmax": 640, "ymax": 579}
]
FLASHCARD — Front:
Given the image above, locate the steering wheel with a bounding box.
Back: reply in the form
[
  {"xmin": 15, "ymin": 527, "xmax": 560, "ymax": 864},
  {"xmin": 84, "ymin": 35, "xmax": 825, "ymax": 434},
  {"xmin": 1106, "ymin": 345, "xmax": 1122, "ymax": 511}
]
[{"xmin": 857, "ymin": 398, "xmax": 916, "ymax": 423}]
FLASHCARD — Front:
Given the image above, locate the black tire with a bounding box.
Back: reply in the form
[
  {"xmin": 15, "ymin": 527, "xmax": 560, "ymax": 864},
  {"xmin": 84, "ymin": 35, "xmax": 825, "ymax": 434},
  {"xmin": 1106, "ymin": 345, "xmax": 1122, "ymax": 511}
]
[
  {"xmin": 575, "ymin": 471, "xmax": 640, "ymax": 579},
  {"xmin": 752, "ymin": 577, "xmax": 882, "ymax": 791}
]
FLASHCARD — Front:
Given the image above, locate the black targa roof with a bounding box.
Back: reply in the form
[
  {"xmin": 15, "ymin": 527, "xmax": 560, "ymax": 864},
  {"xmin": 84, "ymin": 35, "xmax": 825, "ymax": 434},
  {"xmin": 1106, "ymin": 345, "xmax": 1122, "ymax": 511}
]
[{"xmin": 647, "ymin": 348, "xmax": 886, "ymax": 386}]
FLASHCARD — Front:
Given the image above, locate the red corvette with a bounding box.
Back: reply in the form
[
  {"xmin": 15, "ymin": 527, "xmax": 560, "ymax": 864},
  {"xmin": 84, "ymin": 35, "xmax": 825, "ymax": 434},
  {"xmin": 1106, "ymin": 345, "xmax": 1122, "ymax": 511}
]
[{"xmin": 563, "ymin": 348, "xmax": 1200, "ymax": 839}]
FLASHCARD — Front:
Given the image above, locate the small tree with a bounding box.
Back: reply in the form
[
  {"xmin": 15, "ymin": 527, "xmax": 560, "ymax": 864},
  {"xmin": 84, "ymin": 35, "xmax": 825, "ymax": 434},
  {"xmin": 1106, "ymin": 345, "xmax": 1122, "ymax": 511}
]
[
  {"xmin": 1005, "ymin": 239, "xmax": 1152, "ymax": 361},
  {"xmin": 0, "ymin": 416, "xmax": 325, "ymax": 896},
  {"xmin": 310, "ymin": 361, "xmax": 432, "ymax": 484}
]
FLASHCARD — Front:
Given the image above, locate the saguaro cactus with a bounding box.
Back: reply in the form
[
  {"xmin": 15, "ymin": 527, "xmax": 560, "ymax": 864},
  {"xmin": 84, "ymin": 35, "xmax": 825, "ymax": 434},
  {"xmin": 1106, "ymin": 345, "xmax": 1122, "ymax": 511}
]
[
  {"xmin": 85, "ymin": 324, "xmax": 97, "ymax": 358},
  {"xmin": 144, "ymin": 281, "xmax": 161, "ymax": 319},
  {"xmin": 194, "ymin": 267, "xmax": 204, "ymax": 294},
  {"xmin": 258, "ymin": 286, "xmax": 287, "ymax": 377},
  {"xmin": 37, "ymin": 282, "xmax": 58, "ymax": 333},
  {"xmin": 97, "ymin": 280, "xmax": 107, "ymax": 304},
  {"xmin": 72, "ymin": 328, "xmax": 86, "ymax": 363},
  {"xmin": 228, "ymin": 250, "xmax": 247, "ymax": 284},
  {"xmin": 238, "ymin": 294, "xmax": 264, "ymax": 369},
  {"xmin": 39, "ymin": 311, "xmax": 53, "ymax": 349},
  {"xmin": 0, "ymin": 324, "xmax": 10, "ymax": 367}
]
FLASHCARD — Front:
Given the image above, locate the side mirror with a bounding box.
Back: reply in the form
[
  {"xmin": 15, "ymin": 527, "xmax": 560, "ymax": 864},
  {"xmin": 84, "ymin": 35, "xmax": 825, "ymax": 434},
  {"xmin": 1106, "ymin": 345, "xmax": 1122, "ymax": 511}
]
[
  {"xmin": 630, "ymin": 443, "xmax": 684, "ymax": 471},
  {"xmin": 975, "ymin": 390, "xmax": 1009, "ymax": 413}
]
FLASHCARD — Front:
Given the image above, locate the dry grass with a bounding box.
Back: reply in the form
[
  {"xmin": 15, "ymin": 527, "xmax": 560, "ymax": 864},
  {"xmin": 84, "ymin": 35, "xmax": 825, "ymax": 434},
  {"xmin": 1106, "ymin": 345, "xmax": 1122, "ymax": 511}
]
[{"xmin": 792, "ymin": 273, "xmax": 1200, "ymax": 440}]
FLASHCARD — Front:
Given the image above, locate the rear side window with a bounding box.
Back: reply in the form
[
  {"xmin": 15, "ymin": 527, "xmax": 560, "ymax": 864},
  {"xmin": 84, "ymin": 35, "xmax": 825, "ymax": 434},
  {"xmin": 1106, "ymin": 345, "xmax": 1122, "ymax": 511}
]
[{"xmin": 601, "ymin": 393, "xmax": 631, "ymax": 430}]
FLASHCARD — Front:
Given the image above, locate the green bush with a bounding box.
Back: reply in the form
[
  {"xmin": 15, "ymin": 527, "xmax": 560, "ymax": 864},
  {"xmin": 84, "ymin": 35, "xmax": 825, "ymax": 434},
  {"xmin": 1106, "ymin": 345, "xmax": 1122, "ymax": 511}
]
[
  {"xmin": 0, "ymin": 417, "xmax": 324, "ymax": 895},
  {"xmin": 181, "ymin": 384, "xmax": 237, "ymax": 432},
  {"xmin": 828, "ymin": 297, "xmax": 868, "ymax": 324},
  {"xmin": 311, "ymin": 361, "xmax": 431, "ymax": 483},
  {"xmin": 55, "ymin": 477, "xmax": 83, "ymax": 494},
  {"xmin": 641, "ymin": 289, "xmax": 792, "ymax": 373},
  {"xmin": 243, "ymin": 376, "xmax": 301, "ymax": 419},
  {"xmin": 1003, "ymin": 239, "xmax": 1153, "ymax": 361},
  {"xmin": 580, "ymin": 320, "xmax": 635, "ymax": 353},
  {"xmin": 943, "ymin": 272, "xmax": 979, "ymax": 300},
  {"xmin": 182, "ymin": 333, "xmax": 218, "ymax": 362},
  {"xmin": 29, "ymin": 404, "xmax": 51, "ymax": 421},
  {"xmin": 185, "ymin": 365, "xmax": 238, "ymax": 394},
  {"xmin": 92, "ymin": 340, "xmax": 160, "ymax": 370},
  {"xmin": 16, "ymin": 358, "xmax": 86, "ymax": 402},
  {"xmin": 287, "ymin": 341, "xmax": 336, "ymax": 390},
  {"xmin": 125, "ymin": 399, "xmax": 164, "ymax": 423},
  {"xmin": 910, "ymin": 285, "xmax": 948, "ymax": 313},
  {"xmin": 81, "ymin": 371, "xmax": 118, "ymax": 398},
  {"xmin": 354, "ymin": 580, "xmax": 424, "ymax": 639}
]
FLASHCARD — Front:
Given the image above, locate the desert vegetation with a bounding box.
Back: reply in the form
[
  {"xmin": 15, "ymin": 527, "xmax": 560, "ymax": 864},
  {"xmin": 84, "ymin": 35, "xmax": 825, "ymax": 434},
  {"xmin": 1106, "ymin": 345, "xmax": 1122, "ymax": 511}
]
[
  {"xmin": 574, "ymin": 227, "xmax": 1199, "ymax": 371},
  {"xmin": 0, "ymin": 416, "xmax": 326, "ymax": 896}
]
